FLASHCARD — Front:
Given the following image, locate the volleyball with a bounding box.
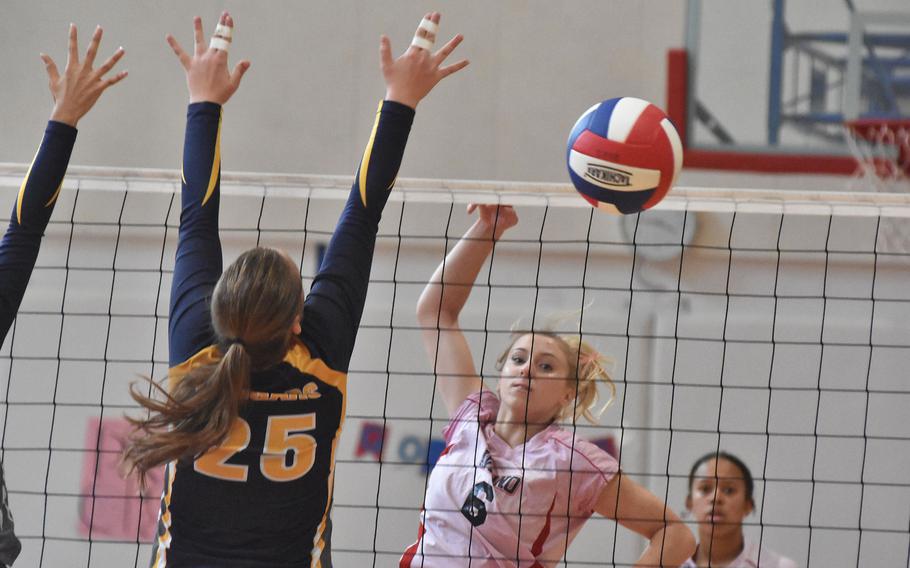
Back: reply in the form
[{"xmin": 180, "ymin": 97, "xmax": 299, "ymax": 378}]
[{"xmin": 566, "ymin": 97, "xmax": 683, "ymax": 215}]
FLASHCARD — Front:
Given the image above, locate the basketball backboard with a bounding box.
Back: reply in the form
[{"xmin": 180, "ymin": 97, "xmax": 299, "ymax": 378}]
[{"xmin": 672, "ymin": 0, "xmax": 910, "ymax": 176}]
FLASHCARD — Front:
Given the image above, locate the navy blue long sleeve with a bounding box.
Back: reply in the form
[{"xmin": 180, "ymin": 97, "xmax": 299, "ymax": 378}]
[
  {"xmin": 168, "ymin": 102, "xmax": 223, "ymax": 367},
  {"xmin": 0, "ymin": 120, "xmax": 74, "ymax": 568},
  {"xmin": 167, "ymin": 100, "xmax": 415, "ymax": 371},
  {"xmin": 0, "ymin": 121, "xmax": 77, "ymax": 346},
  {"xmin": 300, "ymin": 99, "xmax": 414, "ymax": 371}
]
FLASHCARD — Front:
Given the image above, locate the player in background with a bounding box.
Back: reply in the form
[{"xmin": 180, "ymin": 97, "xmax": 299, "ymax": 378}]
[
  {"xmin": 683, "ymin": 451, "xmax": 797, "ymax": 568},
  {"xmin": 403, "ymin": 204, "xmax": 695, "ymax": 567},
  {"xmin": 0, "ymin": 24, "xmax": 126, "ymax": 567},
  {"xmin": 121, "ymin": 11, "xmax": 467, "ymax": 567}
]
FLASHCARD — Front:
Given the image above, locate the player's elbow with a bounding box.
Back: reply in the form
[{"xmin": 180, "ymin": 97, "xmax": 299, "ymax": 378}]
[
  {"xmin": 662, "ymin": 523, "xmax": 696, "ymax": 565},
  {"xmin": 415, "ymin": 296, "xmax": 437, "ymax": 327},
  {"xmin": 416, "ymin": 300, "xmax": 457, "ymax": 330},
  {"xmin": 416, "ymin": 289, "xmax": 456, "ymax": 327}
]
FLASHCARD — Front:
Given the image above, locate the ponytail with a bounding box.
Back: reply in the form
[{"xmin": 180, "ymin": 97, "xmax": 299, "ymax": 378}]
[
  {"xmin": 556, "ymin": 335, "xmax": 615, "ymax": 424},
  {"xmin": 123, "ymin": 342, "xmax": 251, "ymax": 486}
]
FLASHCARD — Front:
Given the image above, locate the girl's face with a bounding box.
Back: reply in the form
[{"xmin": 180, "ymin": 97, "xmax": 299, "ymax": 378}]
[
  {"xmin": 497, "ymin": 334, "xmax": 574, "ymax": 425},
  {"xmin": 686, "ymin": 458, "xmax": 754, "ymax": 537}
]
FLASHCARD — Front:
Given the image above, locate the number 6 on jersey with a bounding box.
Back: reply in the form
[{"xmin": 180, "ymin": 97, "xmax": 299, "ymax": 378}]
[{"xmin": 194, "ymin": 414, "xmax": 318, "ymax": 482}]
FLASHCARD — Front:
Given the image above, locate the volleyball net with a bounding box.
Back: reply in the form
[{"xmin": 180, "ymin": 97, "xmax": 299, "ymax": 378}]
[{"xmin": 0, "ymin": 163, "xmax": 908, "ymax": 567}]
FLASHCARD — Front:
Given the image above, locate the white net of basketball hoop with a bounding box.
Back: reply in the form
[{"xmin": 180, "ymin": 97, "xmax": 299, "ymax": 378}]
[
  {"xmin": 845, "ymin": 119, "xmax": 910, "ymax": 189},
  {"xmin": 845, "ymin": 119, "xmax": 910, "ymax": 254}
]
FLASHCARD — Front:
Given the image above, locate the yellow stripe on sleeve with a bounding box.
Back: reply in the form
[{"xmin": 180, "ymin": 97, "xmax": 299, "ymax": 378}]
[
  {"xmin": 201, "ymin": 110, "xmax": 223, "ymax": 207},
  {"xmin": 15, "ymin": 148, "xmax": 40, "ymax": 225},
  {"xmin": 358, "ymin": 100, "xmax": 385, "ymax": 208},
  {"xmin": 44, "ymin": 181, "xmax": 63, "ymax": 208}
]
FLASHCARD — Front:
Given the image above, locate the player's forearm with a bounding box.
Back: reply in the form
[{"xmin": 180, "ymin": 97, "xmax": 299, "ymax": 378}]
[
  {"xmin": 634, "ymin": 524, "xmax": 696, "ymax": 568},
  {"xmin": 351, "ymin": 99, "xmax": 414, "ymax": 223},
  {"xmin": 417, "ymin": 219, "xmax": 499, "ymax": 324},
  {"xmin": 180, "ymin": 102, "xmax": 222, "ymax": 213},
  {"xmin": 12, "ymin": 121, "xmax": 78, "ymax": 230},
  {"xmin": 0, "ymin": 121, "xmax": 78, "ymax": 344}
]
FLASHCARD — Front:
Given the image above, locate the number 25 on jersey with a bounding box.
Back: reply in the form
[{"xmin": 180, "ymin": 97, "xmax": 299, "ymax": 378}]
[{"xmin": 194, "ymin": 414, "xmax": 317, "ymax": 482}]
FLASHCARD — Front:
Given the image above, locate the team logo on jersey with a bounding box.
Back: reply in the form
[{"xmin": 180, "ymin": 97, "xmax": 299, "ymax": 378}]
[
  {"xmin": 299, "ymin": 382, "xmax": 321, "ymax": 399},
  {"xmin": 247, "ymin": 382, "xmax": 321, "ymax": 402},
  {"xmin": 477, "ymin": 450, "xmax": 522, "ymax": 494}
]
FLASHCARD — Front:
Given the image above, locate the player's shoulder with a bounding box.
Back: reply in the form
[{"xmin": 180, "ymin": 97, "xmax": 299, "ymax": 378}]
[
  {"xmin": 452, "ymin": 388, "xmax": 499, "ymax": 422},
  {"xmin": 443, "ymin": 389, "xmax": 499, "ymax": 443},
  {"xmin": 283, "ymin": 337, "xmax": 347, "ymax": 387},
  {"xmin": 169, "ymin": 345, "xmax": 220, "ymax": 385},
  {"xmin": 543, "ymin": 428, "xmax": 619, "ymax": 475}
]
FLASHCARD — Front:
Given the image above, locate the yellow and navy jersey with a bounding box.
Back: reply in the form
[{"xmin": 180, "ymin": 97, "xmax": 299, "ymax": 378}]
[
  {"xmin": 154, "ymin": 100, "xmax": 414, "ymax": 568},
  {"xmin": 0, "ymin": 120, "xmax": 70, "ymax": 568}
]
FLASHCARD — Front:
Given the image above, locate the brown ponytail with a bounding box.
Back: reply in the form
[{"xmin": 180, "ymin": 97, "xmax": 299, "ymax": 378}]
[{"xmin": 123, "ymin": 247, "xmax": 303, "ymax": 485}]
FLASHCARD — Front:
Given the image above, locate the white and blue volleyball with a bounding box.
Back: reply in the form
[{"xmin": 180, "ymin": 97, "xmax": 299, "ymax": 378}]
[{"xmin": 567, "ymin": 97, "xmax": 683, "ymax": 214}]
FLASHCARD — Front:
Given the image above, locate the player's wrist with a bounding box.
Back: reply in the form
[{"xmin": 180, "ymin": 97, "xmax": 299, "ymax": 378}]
[
  {"xmin": 385, "ymin": 88, "xmax": 418, "ymax": 110},
  {"xmin": 470, "ymin": 219, "xmax": 500, "ymax": 241},
  {"xmin": 49, "ymin": 106, "xmax": 79, "ymax": 127},
  {"xmin": 189, "ymin": 93, "xmax": 226, "ymax": 105},
  {"xmin": 187, "ymin": 101, "xmax": 223, "ymax": 113}
]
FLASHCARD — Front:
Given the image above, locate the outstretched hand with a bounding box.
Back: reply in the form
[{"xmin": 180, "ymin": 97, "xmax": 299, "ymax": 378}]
[
  {"xmin": 467, "ymin": 203, "xmax": 518, "ymax": 240},
  {"xmin": 381, "ymin": 12, "xmax": 469, "ymax": 109},
  {"xmin": 167, "ymin": 12, "xmax": 250, "ymax": 105},
  {"xmin": 42, "ymin": 24, "xmax": 127, "ymax": 127}
]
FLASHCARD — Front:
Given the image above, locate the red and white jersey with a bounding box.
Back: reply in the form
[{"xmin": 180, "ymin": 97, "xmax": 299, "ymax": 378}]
[
  {"xmin": 401, "ymin": 390, "xmax": 618, "ymax": 568},
  {"xmin": 682, "ymin": 540, "xmax": 798, "ymax": 568}
]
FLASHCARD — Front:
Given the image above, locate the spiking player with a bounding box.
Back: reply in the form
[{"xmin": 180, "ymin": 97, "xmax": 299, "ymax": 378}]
[
  {"xmin": 0, "ymin": 25, "xmax": 126, "ymax": 567},
  {"xmin": 403, "ymin": 204, "xmax": 695, "ymax": 567},
  {"xmin": 121, "ymin": 11, "xmax": 467, "ymax": 567}
]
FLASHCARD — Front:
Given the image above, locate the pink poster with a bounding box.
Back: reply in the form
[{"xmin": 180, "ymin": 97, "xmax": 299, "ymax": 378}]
[{"xmin": 78, "ymin": 417, "xmax": 164, "ymax": 541}]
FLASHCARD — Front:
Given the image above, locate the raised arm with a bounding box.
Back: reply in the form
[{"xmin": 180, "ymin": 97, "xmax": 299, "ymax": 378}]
[
  {"xmin": 0, "ymin": 23, "xmax": 125, "ymax": 566},
  {"xmin": 594, "ymin": 473, "xmax": 696, "ymax": 567},
  {"xmin": 299, "ymin": 12, "xmax": 468, "ymax": 371},
  {"xmin": 0, "ymin": 24, "xmax": 126, "ymax": 345},
  {"xmin": 166, "ymin": 12, "xmax": 250, "ymax": 366},
  {"xmin": 416, "ymin": 204, "xmax": 517, "ymax": 416}
]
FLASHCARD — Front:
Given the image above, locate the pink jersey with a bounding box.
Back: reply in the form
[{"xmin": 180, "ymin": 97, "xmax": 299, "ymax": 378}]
[
  {"xmin": 681, "ymin": 539, "xmax": 798, "ymax": 568},
  {"xmin": 401, "ymin": 390, "xmax": 619, "ymax": 568}
]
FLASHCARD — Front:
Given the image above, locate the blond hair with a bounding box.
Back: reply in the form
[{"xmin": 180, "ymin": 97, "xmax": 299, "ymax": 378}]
[{"xmin": 495, "ymin": 328, "xmax": 615, "ymax": 425}]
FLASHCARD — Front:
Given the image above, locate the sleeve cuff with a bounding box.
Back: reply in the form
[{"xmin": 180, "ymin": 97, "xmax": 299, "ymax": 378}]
[
  {"xmin": 381, "ymin": 99, "xmax": 417, "ymax": 119},
  {"xmin": 187, "ymin": 101, "xmax": 223, "ymax": 117},
  {"xmin": 46, "ymin": 120, "xmax": 78, "ymax": 141}
]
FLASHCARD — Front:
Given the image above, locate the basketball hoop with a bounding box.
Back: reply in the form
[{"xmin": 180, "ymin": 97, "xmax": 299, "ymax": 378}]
[
  {"xmin": 844, "ymin": 118, "xmax": 910, "ymax": 255},
  {"xmin": 844, "ymin": 118, "xmax": 910, "ymax": 190}
]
